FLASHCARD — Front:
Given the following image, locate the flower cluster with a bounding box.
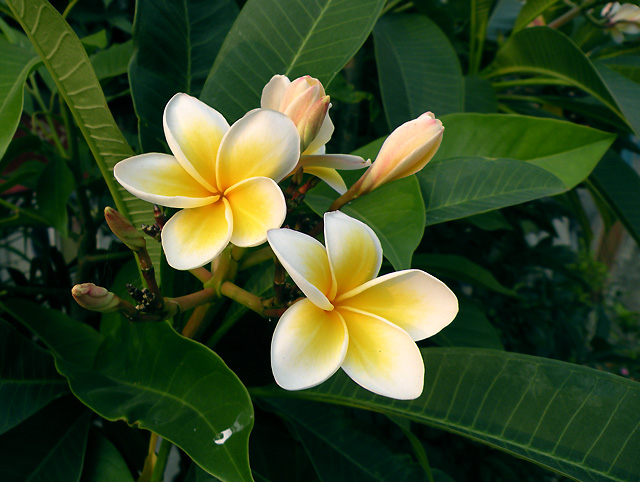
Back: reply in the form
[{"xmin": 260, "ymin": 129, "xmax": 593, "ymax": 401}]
[
  {"xmin": 111, "ymin": 74, "xmax": 455, "ymax": 399},
  {"xmin": 601, "ymin": 2, "xmax": 640, "ymax": 43}
]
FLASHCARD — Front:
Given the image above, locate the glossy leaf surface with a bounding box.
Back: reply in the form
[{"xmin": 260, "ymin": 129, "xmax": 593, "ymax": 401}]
[
  {"xmin": 255, "ymin": 348, "xmax": 640, "ymax": 482},
  {"xmin": 374, "ymin": 13, "xmax": 463, "ymax": 129},
  {"xmin": 5, "ymin": 300, "xmax": 255, "ymax": 482},
  {"xmin": 129, "ymin": 0, "xmax": 238, "ymax": 151},
  {"xmin": 200, "ymin": 0, "xmax": 385, "ymax": 121}
]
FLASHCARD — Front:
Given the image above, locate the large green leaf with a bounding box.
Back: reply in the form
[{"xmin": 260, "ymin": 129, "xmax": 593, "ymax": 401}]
[
  {"xmin": 262, "ymin": 399, "xmax": 431, "ymax": 482},
  {"xmin": 411, "ymin": 113, "xmax": 614, "ymax": 224},
  {"xmin": 420, "ymin": 156, "xmax": 565, "ymax": 225},
  {"xmin": 373, "ymin": 14, "xmax": 463, "ymax": 129},
  {"xmin": 590, "ymin": 152, "xmax": 640, "ymax": 246},
  {"xmin": 305, "ymin": 175, "xmax": 426, "ymax": 270},
  {"xmin": 490, "ymin": 27, "xmax": 640, "ymax": 136},
  {"xmin": 200, "ymin": 0, "xmax": 386, "ymax": 121},
  {"xmin": 433, "ymin": 113, "xmax": 615, "ymax": 188},
  {"xmin": 0, "ymin": 319, "xmax": 68, "ymax": 435},
  {"xmin": 6, "ymin": 0, "xmax": 159, "ymax": 265},
  {"xmin": 0, "ymin": 397, "xmax": 90, "ymax": 482},
  {"xmin": 36, "ymin": 157, "xmax": 75, "ymax": 236},
  {"xmin": 129, "ymin": 0, "xmax": 238, "ymax": 151},
  {"xmin": 253, "ymin": 348, "xmax": 640, "ymax": 482},
  {"xmin": 4, "ymin": 300, "xmax": 255, "ymax": 482},
  {"xmin": 0, "ymin": 37, "xmax": 40, "ymax": 160}
]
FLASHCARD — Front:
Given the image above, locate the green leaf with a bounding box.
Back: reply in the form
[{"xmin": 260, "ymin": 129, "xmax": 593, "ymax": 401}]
[
  {"xmin": 4, "ymin": 299, "xmax": 255, "ymax": 482},
  {"xmin": 589, "ymin": 152, "xmax": 640, "ymax": 246},
  {"xmin": 36, "ymin": 157, "xmax": 75, "ymax": 236},
  {"xmin": 413, "ymin": 253, "xmax": 516, "ymax": 296},
  {"xmin": 464, "ymin": 75, "xmax": 497, "ymax": 113},
  {"xmin": 420, "ymin": 156, "xmax": 565, "ymax": 225},
  {"xmin": 373, "ymin": 13, "xmax": 463, "ymax": 129},
  {"xmin": 600, "ymin": 55, "xmax": 640, "ymax": 84},
  {"xmin": 430, "ymin": 301, "xmax": 504, "ymax": 350},
  {"xmin": 513, "ymin": 0, "xmax": 560, "ymax": 33},
  {"xmin": 200, "ymin": 0, "xmax": 386, "ymax": 121},
  {"xmin": 0, "ymin": 319, "xmax": 68, "ymax": 435},
  {"xmin": 261, "ymin": 399, "xmax": 431, "ymax": 482},
  {"xmin": 254, "ymin": 348, "xmax": 640, "ymax": 482},
  {"xmin": 490, "ymin": 27, "xmax": 640, "ymax": 136},
  {"xmin": 90, "ymin": 40, "xmax": 133, "ymax": 82},
  {"xmin": 0, "ymin": 397, "xmax": 91, "ymax": 482},
  {"xmin": 305, "ymin": 175, "xmax": 425, "ymax": 270},
  {"xmin": 82, "ymin": 430, "xmax": 135, "ymax": 482},
  {"xmin": 129, "ymin": 0, "xmax": 238, "ymax": 151},
  {"xmin": 434, "ymin": 113, "xmax": 615, "ymax": 188},
  {"xmin": 6, "ymin": 0, "xmax": 159, "ymax": 266},
  {"xmin": 0, "ymin": 37, "xmax": 40, "ymax": 160}
]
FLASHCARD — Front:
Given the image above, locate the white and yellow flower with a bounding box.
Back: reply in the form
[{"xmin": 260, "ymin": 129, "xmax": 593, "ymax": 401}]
[
  {"xmin": 262, "ymin": 75, "xmax": 370, "ymax": 194},
  {"xmin": 267, "ymin": 211, "xmax": 458, "ymax": 400},
  {"xmin": 601, "ymin": 2, "xmax": 640, "ymax": 43},
  {"xmin": 114, "ymin": 93, "xmax": 300, "ymax": 270}
]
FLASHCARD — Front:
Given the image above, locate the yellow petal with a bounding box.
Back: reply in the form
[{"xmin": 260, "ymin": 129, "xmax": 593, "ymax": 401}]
[
  {"xmin": 161, "ymin": 199, "xmax": 232, "ymax": 270},
  {"xmin": 303, "ymin": 166, "xmax": 347, "ymax": 194},
  {"xmin": 271, "ymin": 299, "xmax": 348, "ymax": 391},
  {"xmin": 267, "ymin": 228, "xmax": 334, "ymax": 310},
  {"xmin": 324, "ymin": 211, "xmax": 382, "ymax": 296},
  {"xmin": 216, "ymin": 109, "xmax": 300, "ymax": 190},
  {"xmin": 261, "ymin": 74, "xmax": 290, "ymax": 110},
  {"xmin": 337, "ymin": 270, "xmax": 458, "ymax": 341},
  {"xmin": 114, "ymin": 154, "xmax": 217, "ymax": 208},
  {"xmin": 338, "ymin": 308, "xmax": 424, "ymax": 400},
  {"xmin": 225, "ymin": 177, "xmax": 286, "ymax": 247},
  {"xmin": 164, "ymin": 93, "xmax": 229, "ymax": 192}
]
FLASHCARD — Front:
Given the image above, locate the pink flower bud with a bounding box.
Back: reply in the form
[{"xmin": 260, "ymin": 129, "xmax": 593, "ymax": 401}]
[
  {"xmin": 262, "ymin": 75, "xmax": 332, "ymax": 152},
  {"xmin": 104, "ymin": 206, "xmax": 146, "ymax": 252},
  {"xmin": 356, "ymin": 113, "xmax": 444, "ymax": 195},
  {"xmin": 72, "ymin": 283, "xmax": 120, "ymax": 313}
]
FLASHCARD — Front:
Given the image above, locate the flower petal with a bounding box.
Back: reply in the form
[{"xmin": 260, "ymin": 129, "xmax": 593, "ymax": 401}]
[
  {"xmin": 325, "ymin": 211, "xmax": 382, "ymax": 296},
  {"xmin": 303, "ymin": 114, "xmax": 333, "ymax": 154},
  {"xmin": 299, "ymin": 154, "xmax": 371, "ymax": 170},
  {"xmin": 216, "ymin": 109, "xmax": 300, "ymax": 190},
  {"xmin": 225, "ymin": 177, "xmax": 286, "ymax": 247},
  {"xmin": 114, "ymin": 154, "xmax": 218, "ymax": 208},
  {"xmin": 338, "ymin": 308, "xmax": 424, "ymax": 400},
  {"xmin": 261, "ymin": 74, "xmax": 291, "ymax": 110},
  {"xmin": 303, "ymin": 166, "xmax": 347, "ymax": 194},
  {"xmin": 271, "ymin": 299, "xmax": 348, "ymax": 391},
  {"xmin": 161, "ymin": 199, "xmax": 232, "ymax": 270},
  {"xmin": 164, "ymin": 93, "xmax": 229, "ymax": 192},
  {"xmin": 337, "ymin": 270, "xmax": 458, "ymax": 341},
  {"xmin": 267, "ymin": 228, "xmax": 334, "ymax": 310}
]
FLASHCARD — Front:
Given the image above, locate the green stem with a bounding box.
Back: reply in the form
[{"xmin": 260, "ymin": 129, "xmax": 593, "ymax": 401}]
[
  {"xmin": 239, "ymin": 247, "xmax": 273, "ymax": 270},
  {"xmin": 62, "ymin": 0, "xmax": 79, "ymax": 18},
  {"xmin": 149, "ymin": 438, "xmax": 171, "ymax": 482},
  {"xmin": 492, "ymin": 78, "xmax": 572, "ymax": 88},
  {"xmin": 380, "ymin": 0, "xmax": 405, "ymax": 16}
]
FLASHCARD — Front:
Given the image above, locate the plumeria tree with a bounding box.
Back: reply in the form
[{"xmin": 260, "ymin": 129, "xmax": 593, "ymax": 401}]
[{"xmin": 1, "ymin": 0, "xmax": 640, "ymax": 481}]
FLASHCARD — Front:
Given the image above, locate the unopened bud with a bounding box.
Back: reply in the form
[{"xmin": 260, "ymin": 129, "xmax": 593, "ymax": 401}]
[
  {"xmin": 262, "ymin": 74, "xmax": 332, "ymax": 152},
  {"xmin": 72, "ymin": 283, "xmax": 120, "ymax": 313},
  {"xmin": 104, "ymin": 206, "xmax": 146, "ymax": 251},
  {"xmin": 355, "ymin": 112, "xmax": 444, "ymax": 196}
]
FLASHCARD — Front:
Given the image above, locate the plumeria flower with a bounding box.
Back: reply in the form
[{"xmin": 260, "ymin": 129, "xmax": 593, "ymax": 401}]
[
  {"xmin": 267, "ymin": 211, "xmax": 458, "ymax": 400},
  {"xmin": 262, "ymin": 74, "xmax": 370, "ymax": 194},
  {"xmin": 114, "ymin": 93, "xmax": 300, "ymax": 270},
  {"xmin": 601, "ymin": 2, "xmax": 640, "ymax": 43}
]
